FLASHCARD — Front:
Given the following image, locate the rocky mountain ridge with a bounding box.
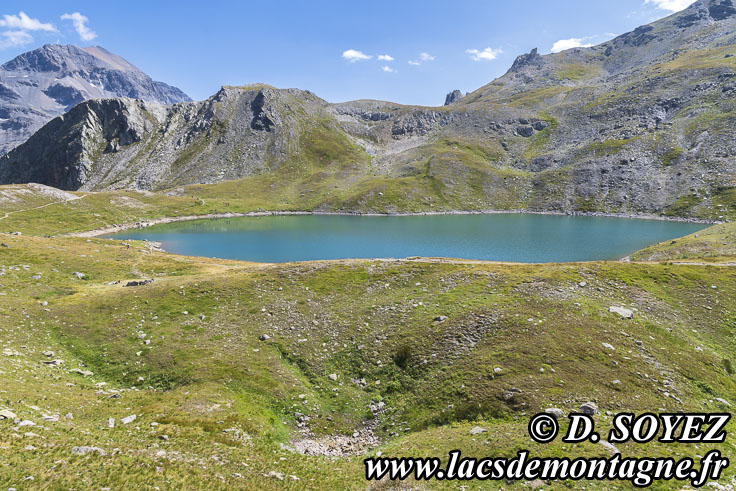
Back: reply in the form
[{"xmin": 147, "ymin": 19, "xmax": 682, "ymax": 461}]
[
  {"xmin": 0, "ymin": 44, "xmax": 190, "ymax": 154},
  {"xmin": 1, "ymin": 0, "xmax": 735, "ymax": 219}
]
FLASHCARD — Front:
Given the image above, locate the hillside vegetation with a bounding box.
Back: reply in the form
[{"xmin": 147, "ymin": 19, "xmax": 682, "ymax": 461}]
[{"xmin": 1, "ymin": 189, "xmax": 735, "ymax": 489}]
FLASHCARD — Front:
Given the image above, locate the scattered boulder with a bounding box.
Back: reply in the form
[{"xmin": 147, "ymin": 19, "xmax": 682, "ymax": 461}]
[
  {"xmin": 469, "ymin": 426, "xmax": 487, "ymax": 435},
  {"xmin": 580, "ymin": 402, "xmax": 598, "ymax": 415},
  {"xmin": 532, "ymin": 121, "xmax": 549, "ymax": 131},
  {"xmin": 545, "ymin": 408, "xmax": 565, "ymax": 419},
  {"xmin": 41, "ymin": 359, "xmax": 64, "ymax": 366},
  {"xmin": 0, "ymin": 409, "xmax": 17, "ymax": 420},
  {"xmin": 600, "ymin": 441, "xmax": 620, "ymax": 455},
  {"xmin": 328, "ymin": 373, "xmax": 338, "ymax": 381},
  {"xmin": 602, "ymin": 343, "xmax": 615, "ymax": 351},
  {"xmin": 504, "ymin": 388, "xmax": 523, "ymax": 400},
  {"xmin": 124, "ymin": 279, "xmax": 154, "ymax": 287},
  {"xmin": 609, "ymin": 306, "xmax": 633, "ymax": 319},
  {"xmin": 121, "ymin": 414, "xmax": 137, "ymax": 425},
  {"xmin": 259, "ymin": 334, "xmax": 271, "ymax": 341},
  {"xmin": 70, "ymin": 368, "xmax": 93, "ymax": 377},
  {"xmin": 715, "ymin": 398, "xmax": 731, "ymax": 407},
  {"xmin": 267, "ymin": 471, "xmax": 284, "ymax": 480},
  {"xmin": 71, "ymin": 446, "xmax": 106, "ymax": 456},
  {"xmin": 516, "ymin": 126, "xmax": 534, "ymax": 138},
  {"xmin": 434, "ymin": 315, "xmax": 448, "ymax": 322},
  {"xmin": 72, "ymin": 272, "xmax": 85, "ymax": 279}
]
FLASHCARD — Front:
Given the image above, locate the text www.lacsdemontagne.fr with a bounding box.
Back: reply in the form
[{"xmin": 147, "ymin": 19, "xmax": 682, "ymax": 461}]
[{"xmin": 364, "ymin": 450, "xmax": 728, "ymax": 487}]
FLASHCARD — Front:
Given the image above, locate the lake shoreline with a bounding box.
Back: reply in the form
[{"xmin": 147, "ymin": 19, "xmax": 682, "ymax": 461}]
[{"xmin": 69, "ymin": 209, "xmax": 719, "ymax": 238}]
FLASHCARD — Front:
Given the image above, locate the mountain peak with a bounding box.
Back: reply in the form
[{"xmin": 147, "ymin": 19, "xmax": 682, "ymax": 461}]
[
  {"xmin": 2, "ymin": 44, "xmax": 149, "ymax": 75},
  {"xmin": 1, "ymin": 44, "xmax": 85, "ymax": 72},
  {"xmin": 0, "ymin": 44, "xmax": 190, "ymax": 154}
]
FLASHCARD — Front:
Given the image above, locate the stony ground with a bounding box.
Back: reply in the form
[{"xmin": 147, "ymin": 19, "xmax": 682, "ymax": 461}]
[{"xmin": 0, "ymin": 196, "xmax": 735, "ymax": 488}]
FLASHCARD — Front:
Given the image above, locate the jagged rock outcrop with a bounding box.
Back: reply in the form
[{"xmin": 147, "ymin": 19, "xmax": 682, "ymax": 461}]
[
  {"xmin": 1, "ymin": 0, "xmax": 735, "ymax": 219},
  {"xmin": 0, "ymin": 44, "xmax": 190, "ymax": 154},
  {"xmin": 444, "ymin": 90, "xmax": 466, "ymax": 105},
  {"xmin": 509, "ymin": 48, "xmax": 544, "ymax": 72}
]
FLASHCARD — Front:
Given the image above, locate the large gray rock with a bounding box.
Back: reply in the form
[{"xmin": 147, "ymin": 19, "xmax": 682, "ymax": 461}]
[
  {"xmin": 580, "ymin": 402, "xmax": 598, "ymax": 415},
  {"xmin": 609, "ymin": 306, "xmax": 634, "ymax": 319}
]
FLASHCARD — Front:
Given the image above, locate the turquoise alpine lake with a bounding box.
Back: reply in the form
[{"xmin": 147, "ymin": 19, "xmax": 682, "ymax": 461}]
[{"xmin": 103, "ymin": 214, "xmax": 707, "ymax": 263}]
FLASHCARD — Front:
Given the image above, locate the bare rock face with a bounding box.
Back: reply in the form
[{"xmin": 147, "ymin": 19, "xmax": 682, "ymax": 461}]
[
  {"xmin": 0, "ymin": 98, "xmax": 165, "ymax": 190},
  {"xmin": 709, "ymin": 0, "xmax": 736, "ymax": 20},
  {"xmin": 0, "ymin": 44, "xmax": 190, "ymax": 155}
]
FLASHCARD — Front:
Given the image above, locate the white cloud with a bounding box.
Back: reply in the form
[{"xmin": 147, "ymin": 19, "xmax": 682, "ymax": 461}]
[
  {"xmin": 377, "ymin": 54, "xmax": 394, "ymax": 61},
  {"xmin": 550, "ymin": 38, "xmax": 594, "ymax": 53},
  {"xmin": 0, "ymin": 11, "xmax": 56, "ymax": 32},
  {"xmin": 0, "ymin": 11, "xmax": 56, "ymax": 50},
  {"xmin": 466, "ymin": 47, "xmax": 503, "ymax": 61},
  {"xmin": 0, "ymin": 30, "xmax": 33, "ymax": 48},
  {"xmin": 644, "ymin": 0, "xmax": 696, "ymax": 12},
  {"xmin": 381, "ymin": 65, "xmax": 396, "ymax": 73},
  {"xmin": 408, "ymin": 52, "xmax": 435, "ymax": 65},
  {"xmin": 61, "ymin": 12, "xmax": 97, "ymax": 41},
  {"xmin": 342, "ymin": 49, "xmax": 372, "ymax": 62}
]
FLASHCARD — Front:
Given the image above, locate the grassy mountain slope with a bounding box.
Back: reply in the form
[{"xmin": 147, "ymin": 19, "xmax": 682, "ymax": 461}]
[
  {"xmin": 632, "ymin": 220, "xmax": 736, "ymax": 261},
  {"xmin": 0, "ymin": 226, "xmax": 735, "ymax": 488},
  {"xmin": 2, "ymin": 0, "xmax": 736, "ymax": 219}
]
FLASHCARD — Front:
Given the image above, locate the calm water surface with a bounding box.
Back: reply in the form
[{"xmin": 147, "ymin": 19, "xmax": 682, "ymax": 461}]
[{"xmin": 104, "ymin": 214, "xmax": 707, "ymax": 263}]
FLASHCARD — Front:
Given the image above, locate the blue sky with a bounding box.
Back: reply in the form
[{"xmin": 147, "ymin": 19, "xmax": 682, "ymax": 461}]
[{"xmin": 0, "ymin": 0, "xmax": 695, "ymax": 106}]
